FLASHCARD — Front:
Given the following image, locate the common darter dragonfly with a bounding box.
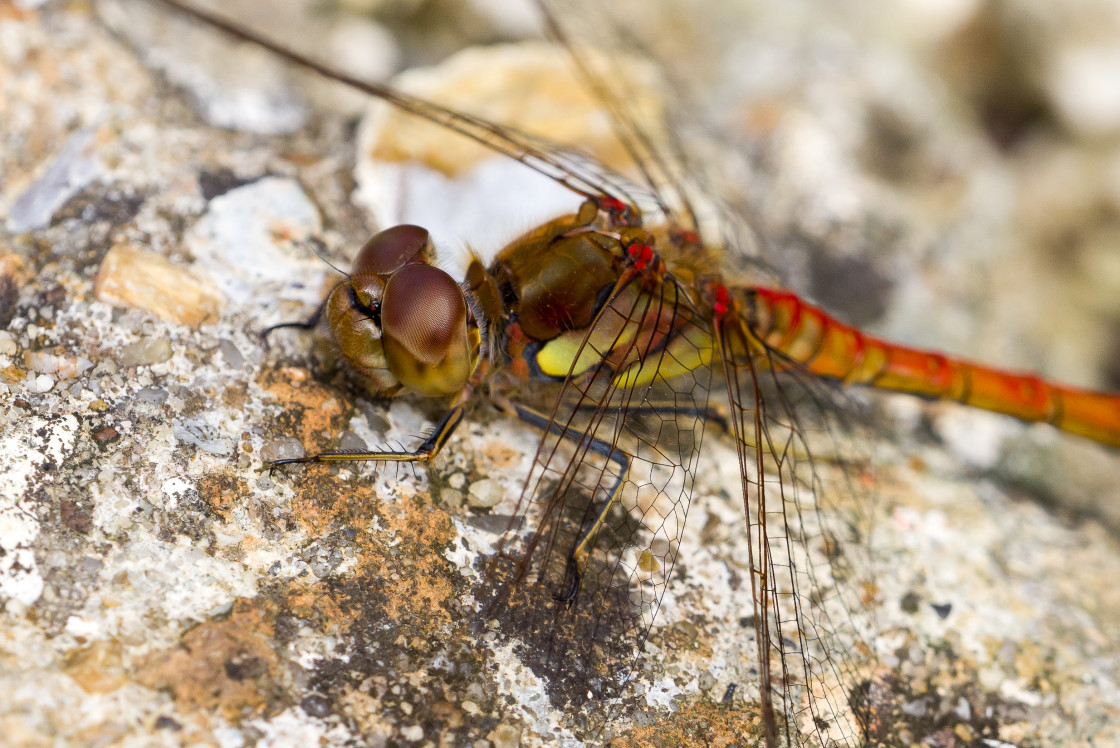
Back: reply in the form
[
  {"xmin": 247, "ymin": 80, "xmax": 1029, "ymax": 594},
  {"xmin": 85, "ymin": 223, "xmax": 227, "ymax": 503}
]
[{"xmin": 96, "ymin": 0, "xmax": 1120, "ymax": 744}]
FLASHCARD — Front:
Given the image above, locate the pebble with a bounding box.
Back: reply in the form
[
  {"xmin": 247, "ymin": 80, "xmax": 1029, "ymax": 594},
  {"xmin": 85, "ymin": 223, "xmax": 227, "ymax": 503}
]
[
  {"xmin": 299, "ymin": 694, "xmax": 331, "ymax": 718},
  {"xmin": 399, "ymin": 725, "xmax": 423, "ymax": 741},
  {"xmin": 26, "ymin": 351, "xmax": 58, "ymax": 374},
  {"xmin": 439, "ymin": 488, "xmax": 463, "ymax": 509},
  {"xmin": 217, "ymin": 339, "xmax": 244, "ymax": 369},
  {"xmin": 697, "ymin": 669, "xmax": 716, "ymax": 691},
  {"xmin": 118, "ymin": 337, "xmax": 173, "ymax": 368},
  {"xmin": 94, "ymin": 245, "xmax": 224, "ymax": 329},
  {"xmin": 953, "ymin": 723, "xmax": 975, "ymax": 742},
  {"xmin": 978, "ymin": 665, "xmax": 1004, "ymax": 691},
  {"xmin": 59, "ymin": 357, "xmax": 93, "ymax": 379},
  {"xmin": 362, "ymin": 42, "xmax": 661, "ymax": 177},
  {"xmin": 99, "ymin": 0, "xmax": 305, "ymax": 135},
  {"xmin": 260, "ymin": 437, "xmax": 306, "ymax": 463},
  {"xmin": 173, "ymin": 417, "xmax": 234, "ymax": 456},
  {"xmin": 6, "ymin": 128, "xmax": 101, "ymax": 233},
  {"xmin": 185, "ymin": 177, "xmax": 325, "ymax": 306},
  {"xmin": 487, "ymin": 724, "xmax": 522, "ymax": 748},
  {"xmin": 136, "ymin": 387, "xmax": 169, "ymax": 406},
  {"xmin": 429, "ymin": 700, "xmax": 463, "ymax": 729},
  {"xmin": 1046, "ymin": 43, "xmax": 1120, "ymax": 137},
  {"xmin": 27, "ymin": 374, "xmax": 54, "ymax": 393},
  {"xmin": 467, "ymin": 479, "xmax": 503, "ymax": 508},
  {"xmin": 901, "ymin": 698, "xmax": 927, "ymax": 717},
  {"xmin": 93, "ymin": 426, "xmax": 120, "ymax": 445}
]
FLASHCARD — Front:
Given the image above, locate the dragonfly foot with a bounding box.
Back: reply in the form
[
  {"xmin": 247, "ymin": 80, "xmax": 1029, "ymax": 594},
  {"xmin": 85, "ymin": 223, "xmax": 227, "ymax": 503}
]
[
  {"xmin": 554, "ymin": 556, "xmax": 582, "ymax": 610},
  {"xmin": 263, "ymin": 456, "xmax": 313, "ymax": 476}
]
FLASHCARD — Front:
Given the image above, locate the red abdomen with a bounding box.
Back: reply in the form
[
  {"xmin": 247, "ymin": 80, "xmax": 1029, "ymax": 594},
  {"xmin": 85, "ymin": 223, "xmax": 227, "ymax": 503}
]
[{"xmin": 745, "ymin": 287, "xmax": 1120, "ymax": 448}]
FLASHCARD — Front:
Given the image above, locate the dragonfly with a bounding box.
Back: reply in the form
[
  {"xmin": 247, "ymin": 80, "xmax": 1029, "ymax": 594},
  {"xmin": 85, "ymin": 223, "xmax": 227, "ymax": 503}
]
[{"xmin": 144, "ymin": 0, "xmax": 1120, "ymax": 744}]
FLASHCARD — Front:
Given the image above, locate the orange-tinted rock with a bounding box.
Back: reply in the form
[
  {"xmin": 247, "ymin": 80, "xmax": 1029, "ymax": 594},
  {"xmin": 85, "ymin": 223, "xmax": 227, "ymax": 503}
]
[
  {"xmin": 94, "ymin": 245, "xmax": 224, "ymax": 328},
  {"xmin": 362, "ymin": 42, "xmax": 664, "ymax": 177}
]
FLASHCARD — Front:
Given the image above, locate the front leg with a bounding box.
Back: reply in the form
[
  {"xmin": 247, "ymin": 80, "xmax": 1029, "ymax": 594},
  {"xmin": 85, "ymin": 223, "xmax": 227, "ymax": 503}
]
[{"xmin": 267, "ymin": 404, "xmax": 466, "ymax": 470}]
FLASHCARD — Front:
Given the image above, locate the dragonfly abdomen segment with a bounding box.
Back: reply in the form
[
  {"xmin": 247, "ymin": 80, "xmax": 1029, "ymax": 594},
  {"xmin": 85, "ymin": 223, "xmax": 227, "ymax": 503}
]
[{"xmin": 744, "ymin": 286, "xmax": 1120, "ymax": 447}]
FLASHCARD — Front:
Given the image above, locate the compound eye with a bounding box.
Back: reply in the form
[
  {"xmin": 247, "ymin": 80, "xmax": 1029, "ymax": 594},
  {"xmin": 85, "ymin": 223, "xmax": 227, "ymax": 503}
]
[
  {"xmin": 382, "ymin": 264, "xmax": 464, "ymax": 365},
  {"xmin": 352, "ymin": 225, "xmax": 432, "ymax": 276},
  {"xmin": 381, "ymin": 263, "xmax": 477, "ymax": 396}
]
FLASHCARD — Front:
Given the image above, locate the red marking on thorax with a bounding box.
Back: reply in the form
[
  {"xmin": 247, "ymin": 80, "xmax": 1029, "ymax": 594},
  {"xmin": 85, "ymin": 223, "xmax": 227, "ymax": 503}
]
[
  {"xmin": 627, "ymin": 243, "xmax": 654, "ymax": 271},
  {"xmin": 713, "ymin": 284, "xmax": 731, "ymax": 317},
  {"xmin": 598, "ymin": 196, "xmax": 627, "ymax": 214}
]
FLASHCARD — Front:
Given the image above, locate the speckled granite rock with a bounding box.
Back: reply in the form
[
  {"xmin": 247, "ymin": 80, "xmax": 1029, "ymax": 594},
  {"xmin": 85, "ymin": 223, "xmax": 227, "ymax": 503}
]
[{"xmin": 1, "ymin": 1, "xmax": 1118, "ymax": 746}]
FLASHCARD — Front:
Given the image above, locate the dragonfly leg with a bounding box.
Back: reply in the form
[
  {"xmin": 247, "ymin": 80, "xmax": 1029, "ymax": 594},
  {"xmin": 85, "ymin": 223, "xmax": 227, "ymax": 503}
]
[
  {"xmin": 556, "ymin": 555, "xmax": 583, "ymax": 608},
  {"xmin": 564, "ymin": 475, "xmax": 626, "ymax": 607},
  {"xmin": 267, "ymin": 404, "xmax": 466, "ymax": 471},
  {"xmin": 260, "ymin": 297, "xmax": 329, "ymax": 346},
  {"xmin": 571, "ymin": 401, "xmax": 730, "ymax": 433},
  {"xmin": 496, "ymin": 399, "xmax": 631, "ymax": 608}
]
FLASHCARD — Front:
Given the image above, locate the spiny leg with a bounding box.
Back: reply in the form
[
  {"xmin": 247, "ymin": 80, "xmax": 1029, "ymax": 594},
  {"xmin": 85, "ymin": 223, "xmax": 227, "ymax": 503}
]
[
  {"xmin": 572, "ymin": 400, "xmax": 729, "ymax": 433},
  {"xmin": 267, "ymin": 404, "xmax": 466, "ymax": 470},
  {"xmin": 501, "ymin": 400, "xmax": 631, "ymax": 608}
]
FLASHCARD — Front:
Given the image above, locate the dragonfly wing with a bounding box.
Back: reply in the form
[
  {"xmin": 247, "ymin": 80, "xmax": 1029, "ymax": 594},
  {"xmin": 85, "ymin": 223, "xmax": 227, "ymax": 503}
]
[
  {"xmin": 139, "ymin": 0, "xmax": 668, "ymax": 213},
  {"xmin": 718, "ymin": 326, "xmax": 879, "ymax": 746},
  {"xmin": 536, "ymin": 0, "xmax": 792, "ymax": 283},
  {"xmin": 513, "ymin": 130, "xmax": 676, "ymax": 223},
  {"xmin": 535, "ymin": 0, "xmax": 705, "ymax": 233},
  {"xmin": 483, "ymin": 272, "xmax": 713, "ymax": 716}
]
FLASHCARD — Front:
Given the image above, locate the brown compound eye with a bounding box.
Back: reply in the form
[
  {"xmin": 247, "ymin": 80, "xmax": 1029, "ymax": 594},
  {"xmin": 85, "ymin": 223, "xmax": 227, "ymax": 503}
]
[
  {"xmin": 352, "ymin": 225, "xmax": 433, "ymax": 277},
  {"xmin": 380, "ymin": 263, "xmax": 480, "ymax": 397}
]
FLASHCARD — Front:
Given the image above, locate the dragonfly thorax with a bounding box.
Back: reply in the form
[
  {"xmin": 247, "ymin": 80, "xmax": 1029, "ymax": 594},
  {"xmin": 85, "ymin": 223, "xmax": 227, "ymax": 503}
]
[{"xmin": 471, "ymin": 209, "xmax": 629, "ymax": 382}]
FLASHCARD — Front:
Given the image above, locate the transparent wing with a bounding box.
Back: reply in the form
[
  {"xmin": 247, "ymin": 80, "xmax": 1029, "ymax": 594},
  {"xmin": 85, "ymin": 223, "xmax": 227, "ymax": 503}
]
[
  {"xmin": 511, "ymin": 131, "xmax": 675, "ymax": 224},
  {"xmin": 535, "ymin": 0, "xmax": 693, "ymax": 232},
  {"xmin": 147, "ymin": 0, "xmax": 770, "ymax": 275},
  {"xmin": 536, "ymin": 0, "xmax": 780, "ymax": 280},
  {"xmin": 483, "ymin": 270, "xmax": 713, "ymax": 715},
  {"xmin": 718, "ymin": 315, "xmax": 880, "ymax": 746},
  {"xmin": 145, "ymin": 0, "xmax": 667, "ymax": 213}
]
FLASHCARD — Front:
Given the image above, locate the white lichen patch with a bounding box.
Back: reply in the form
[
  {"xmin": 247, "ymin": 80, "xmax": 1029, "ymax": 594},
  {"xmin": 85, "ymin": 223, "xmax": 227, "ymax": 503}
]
[
  {"xmin": 185, "ymin": 177, "xmax": 328, "ymax": 313},
  {"xmin": 248, "ymin": 706, "xmax": 358, "ymax": 747},
  {"xmin": 485, "ymin": 639, "xmax": 580, "ymax": 747},
  {"xmin": 73, "ymin": 536, "xmax": 260, "ymax": 644},
  {"xmin": 0, "ymin": 414, "xmax": 78, "ymax": 606}
]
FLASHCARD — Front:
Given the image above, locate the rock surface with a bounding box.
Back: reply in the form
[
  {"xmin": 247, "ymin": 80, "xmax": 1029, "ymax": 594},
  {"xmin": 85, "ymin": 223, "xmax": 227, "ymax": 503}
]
[{"xmin": 1, "ymin": 1, "xmax": 1119, "ymax": 746}]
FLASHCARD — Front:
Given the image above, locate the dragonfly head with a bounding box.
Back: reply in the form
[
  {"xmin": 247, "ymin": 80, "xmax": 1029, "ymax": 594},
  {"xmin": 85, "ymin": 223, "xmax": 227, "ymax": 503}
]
[{"xmin": 328, "ymin": 225, "xmax": 481, "ymax": 398}]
